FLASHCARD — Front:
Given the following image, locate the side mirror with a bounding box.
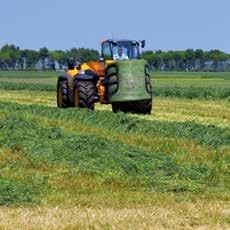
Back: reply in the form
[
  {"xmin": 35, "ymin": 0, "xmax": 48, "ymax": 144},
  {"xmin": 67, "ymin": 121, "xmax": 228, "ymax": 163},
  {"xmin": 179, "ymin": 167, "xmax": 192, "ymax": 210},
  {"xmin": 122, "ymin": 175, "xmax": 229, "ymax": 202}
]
[
  {"xmin": 141, "ymin": 40, "xmax": 146, "ymax": 48},
  {"xmin": 76, "ymin": 60, "xmax": 82, "ymax": 70}
]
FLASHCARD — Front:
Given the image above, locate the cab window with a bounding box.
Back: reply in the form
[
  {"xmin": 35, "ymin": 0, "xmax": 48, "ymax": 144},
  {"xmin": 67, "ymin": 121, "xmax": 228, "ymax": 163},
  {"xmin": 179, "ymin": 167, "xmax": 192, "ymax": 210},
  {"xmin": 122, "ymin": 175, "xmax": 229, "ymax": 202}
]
[
  {"xmin": 111, "ymin": 42, "xmax": 139, "ymax": 60},
  {"xmin": 102, "ymin": 42, "xmax": 112, "ymax": 60}
]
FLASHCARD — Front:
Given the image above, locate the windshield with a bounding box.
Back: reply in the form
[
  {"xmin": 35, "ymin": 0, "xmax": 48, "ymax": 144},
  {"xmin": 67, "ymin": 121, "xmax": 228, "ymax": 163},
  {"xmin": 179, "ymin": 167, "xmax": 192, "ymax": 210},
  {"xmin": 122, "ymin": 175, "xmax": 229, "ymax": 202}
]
[{"xmin": 112, "ymin": 42, "xmax": 139, "ymax": 60}]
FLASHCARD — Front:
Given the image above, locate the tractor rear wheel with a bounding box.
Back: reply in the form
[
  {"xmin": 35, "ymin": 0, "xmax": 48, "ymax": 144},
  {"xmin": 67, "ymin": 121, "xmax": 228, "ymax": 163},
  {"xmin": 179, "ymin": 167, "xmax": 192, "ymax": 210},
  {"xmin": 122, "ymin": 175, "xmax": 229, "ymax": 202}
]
[
  {"xmin": 112, "ymin": 99, "xmax": 152, "ymax": 114},
  {"xmin": 57, "ymin": 81, "xmax": 68, "ymax": 108},
  {"xmin": 73, "ymin": 80, "xmax": 97, "ymax": 110}
]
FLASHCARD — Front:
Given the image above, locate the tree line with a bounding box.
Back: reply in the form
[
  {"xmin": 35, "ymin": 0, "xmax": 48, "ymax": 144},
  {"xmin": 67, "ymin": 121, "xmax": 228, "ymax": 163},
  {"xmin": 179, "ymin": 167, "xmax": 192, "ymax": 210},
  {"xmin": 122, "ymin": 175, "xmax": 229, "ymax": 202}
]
[
  {"xmin": 0, "ymin": 44, "xmax": 100, "ymax": 71},
  {"xmin": 142, "ymin": 49, "xmax": 230, "ymax": 72},
  {"xmin": 0, "ymin": 44, "xmax": 230, "ymax": 71}
]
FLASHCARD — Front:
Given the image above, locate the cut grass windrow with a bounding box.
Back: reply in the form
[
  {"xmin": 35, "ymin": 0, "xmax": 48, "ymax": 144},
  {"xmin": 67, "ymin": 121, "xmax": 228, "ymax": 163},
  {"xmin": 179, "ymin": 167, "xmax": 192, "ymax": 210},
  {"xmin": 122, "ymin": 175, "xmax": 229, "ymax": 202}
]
[
  {"xmin": 0, "ymin": 102, "xmax": 229, "ymax": 206},
  {"xmin": 0, "ymin": 102, "xmax": 228, "ymax": 148},
  {"xmin": 0, "ymin": 90, "xmax": 229, "ymax": 128}
]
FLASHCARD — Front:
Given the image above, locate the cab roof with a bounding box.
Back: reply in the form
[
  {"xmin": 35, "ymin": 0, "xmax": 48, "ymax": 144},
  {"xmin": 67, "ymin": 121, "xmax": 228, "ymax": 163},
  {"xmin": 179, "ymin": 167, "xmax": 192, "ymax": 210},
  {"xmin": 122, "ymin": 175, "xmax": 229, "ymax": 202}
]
[{"xmin": 103, "ymin": 39, "xmax": 139, "ymax": 44}]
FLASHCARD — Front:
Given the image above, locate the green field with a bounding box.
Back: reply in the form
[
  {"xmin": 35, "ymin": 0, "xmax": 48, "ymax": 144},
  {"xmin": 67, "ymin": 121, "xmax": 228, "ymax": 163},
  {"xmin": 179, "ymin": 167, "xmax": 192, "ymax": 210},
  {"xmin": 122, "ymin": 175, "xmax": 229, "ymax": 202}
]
[
  {"xmin": 0, "ymin": 71, "xmax": 229, "ymax": 229},
  {"xmin": 0, "ymin": 71, "xmax": 229, "ymax": 99}
]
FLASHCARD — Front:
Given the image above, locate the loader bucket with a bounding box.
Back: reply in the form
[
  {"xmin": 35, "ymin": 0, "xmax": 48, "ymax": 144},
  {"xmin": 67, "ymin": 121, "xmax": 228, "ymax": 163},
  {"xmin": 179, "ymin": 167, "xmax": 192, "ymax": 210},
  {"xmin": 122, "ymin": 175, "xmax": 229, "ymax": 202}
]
[{"xmin": 106, "ymin": 59, "xmax": 152, "ymax": 103}]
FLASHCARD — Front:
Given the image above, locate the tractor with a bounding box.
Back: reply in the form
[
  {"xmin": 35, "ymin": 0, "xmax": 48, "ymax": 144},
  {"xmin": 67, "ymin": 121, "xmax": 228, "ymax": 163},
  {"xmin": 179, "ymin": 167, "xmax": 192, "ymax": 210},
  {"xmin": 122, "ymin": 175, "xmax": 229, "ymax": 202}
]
[{"xmin": 57, "ymin": 39, "xmax": 152, "ymax": 114}]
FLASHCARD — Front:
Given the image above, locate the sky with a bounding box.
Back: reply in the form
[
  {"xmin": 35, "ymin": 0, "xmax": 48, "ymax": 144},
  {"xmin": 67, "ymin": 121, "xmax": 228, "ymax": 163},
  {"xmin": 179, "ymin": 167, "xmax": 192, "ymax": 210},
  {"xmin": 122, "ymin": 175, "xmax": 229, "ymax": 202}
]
[{"xmin": 0, "ymin": 0, "xmax": 229, "ymax": 52}]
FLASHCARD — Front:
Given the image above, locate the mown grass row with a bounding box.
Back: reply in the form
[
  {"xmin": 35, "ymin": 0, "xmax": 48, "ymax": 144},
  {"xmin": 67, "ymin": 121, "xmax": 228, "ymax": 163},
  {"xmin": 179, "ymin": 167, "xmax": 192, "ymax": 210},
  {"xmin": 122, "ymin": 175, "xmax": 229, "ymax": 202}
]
[
  {"xmin": 1, "ymin": 102, "xmax": 229, "ymax": 148},
  {"xmin": 153, "ymin": 86, "xmax": 230, "ymax": 99},
  {"xmin": 0, "ymin": 102, "xmax": 229, "ymax": 206},
  {"xmin": 0, "ymin": 89, "xmax": 228, "ymax": 128},
  {"xmin": 152, "ymin": 71, "xmax": 230, "ymax": 80},
  {"xmin": 0, "ymin": 71, "xmax": 60, "ymax": 79},
  {"xmin": 0, "ymin": 82, "xmax": 55, "ymax": 91},
  {"xmin": 1, "ymin": 71, "xmax": 229, "ymax": 79},
  {"xmin": 1, "ymin": 100, "xmax": 229, "ymax": 153},
  {"xmin": 0, "ymin": 81, "xmax": 229, "ymax": 99},
  {"xmin": 0, "ymin": 178, "xmax": 38, "ymax": 205},
  {"xmin": 0, "ymin": 71, "xmax": 230, "ymax": 99}
]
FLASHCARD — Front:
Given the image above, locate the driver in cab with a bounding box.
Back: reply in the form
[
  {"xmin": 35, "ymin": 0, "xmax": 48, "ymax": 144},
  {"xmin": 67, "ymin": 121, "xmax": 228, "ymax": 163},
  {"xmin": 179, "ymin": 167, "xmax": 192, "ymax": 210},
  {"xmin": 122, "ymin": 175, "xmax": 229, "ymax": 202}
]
[{"xmin": 113, "ymin": 47, "xmax": 129, "ymax": 60}]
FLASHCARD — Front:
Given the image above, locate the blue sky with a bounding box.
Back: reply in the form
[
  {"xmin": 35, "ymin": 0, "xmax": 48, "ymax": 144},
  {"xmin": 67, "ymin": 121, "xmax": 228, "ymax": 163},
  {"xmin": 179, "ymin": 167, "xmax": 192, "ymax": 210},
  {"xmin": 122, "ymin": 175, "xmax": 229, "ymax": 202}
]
[{"xmin": 0, "ymin": 0, "xmax": 229, "ymax": 52}]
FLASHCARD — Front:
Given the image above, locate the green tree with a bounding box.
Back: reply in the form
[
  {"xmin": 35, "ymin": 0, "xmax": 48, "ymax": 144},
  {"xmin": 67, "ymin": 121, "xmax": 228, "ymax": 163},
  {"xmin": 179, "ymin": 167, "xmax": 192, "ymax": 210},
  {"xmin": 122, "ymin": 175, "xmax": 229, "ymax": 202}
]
[{"xmin": 39, "ymin": 47, "xmax": 49, "ymax": 60}]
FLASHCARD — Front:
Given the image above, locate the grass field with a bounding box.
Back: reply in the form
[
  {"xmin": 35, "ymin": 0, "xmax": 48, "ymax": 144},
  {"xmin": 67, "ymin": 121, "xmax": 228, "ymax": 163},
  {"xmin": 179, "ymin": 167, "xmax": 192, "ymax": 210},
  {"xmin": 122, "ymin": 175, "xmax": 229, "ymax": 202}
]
[
  {"xmin": 0, "ymin": 71, "xmax": 229, "ymax": 229},
  {"xmin": 0, "ymin": 71, "xmax": 229, "ymax": 99}
]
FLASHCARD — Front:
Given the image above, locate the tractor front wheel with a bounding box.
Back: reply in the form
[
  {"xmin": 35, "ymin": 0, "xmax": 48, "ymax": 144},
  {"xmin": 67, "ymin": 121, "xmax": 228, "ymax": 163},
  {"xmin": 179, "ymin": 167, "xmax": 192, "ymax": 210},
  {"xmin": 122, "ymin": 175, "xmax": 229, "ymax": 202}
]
[{"xmin": 73, "ymin": 80, "xmax": 97, "ymax": 110}]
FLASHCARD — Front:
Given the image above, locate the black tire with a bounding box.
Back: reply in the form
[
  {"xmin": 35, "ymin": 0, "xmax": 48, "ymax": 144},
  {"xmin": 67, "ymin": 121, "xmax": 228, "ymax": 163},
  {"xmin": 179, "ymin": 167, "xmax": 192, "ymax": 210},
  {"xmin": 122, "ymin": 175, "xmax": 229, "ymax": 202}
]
[
  {"xmin": 112, "ymin": 99, "xmax": 152, "ymax": 114},
  {"xmin": 73, "ymin": 80, "xmax": 98, "ymax": 110},
  {"xmin": 57, "ymin": 81, "xmax": 68, "ymax": 108}
]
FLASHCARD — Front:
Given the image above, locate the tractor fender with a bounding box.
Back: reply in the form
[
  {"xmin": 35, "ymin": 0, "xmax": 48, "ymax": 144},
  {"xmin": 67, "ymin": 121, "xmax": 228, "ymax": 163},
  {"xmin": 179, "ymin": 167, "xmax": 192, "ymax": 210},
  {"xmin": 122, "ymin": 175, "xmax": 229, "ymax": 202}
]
[
  {"xmin": 57, "ymin": 74, "xmax": 72, "ymax": 84},
  {"xmin": 74, "ymin": 73, "xmax": 99, "ymax": 82}
]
